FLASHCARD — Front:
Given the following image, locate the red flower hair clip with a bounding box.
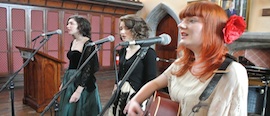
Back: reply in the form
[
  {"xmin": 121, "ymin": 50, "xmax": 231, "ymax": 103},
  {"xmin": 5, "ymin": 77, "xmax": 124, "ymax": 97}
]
[{"xmin": 222, "ymin": 15, "xmax": 246, "ymax": 44}]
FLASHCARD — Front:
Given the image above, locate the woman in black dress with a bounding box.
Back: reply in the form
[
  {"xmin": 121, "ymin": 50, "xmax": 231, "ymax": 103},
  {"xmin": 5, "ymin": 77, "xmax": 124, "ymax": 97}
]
[
  {"xmin": 109, "ymin": 14, "xmax": 157, "ymax": 116},
  {"xmin": 58, "ymin": 15, "xmax": 101, "ymax": 116}
]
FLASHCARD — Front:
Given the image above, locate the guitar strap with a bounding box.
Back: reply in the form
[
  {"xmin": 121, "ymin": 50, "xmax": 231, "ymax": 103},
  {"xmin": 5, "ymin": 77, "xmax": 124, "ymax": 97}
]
[{"xmin": 191, "ymin": 56, "xmax": 234, "ymax": 113}]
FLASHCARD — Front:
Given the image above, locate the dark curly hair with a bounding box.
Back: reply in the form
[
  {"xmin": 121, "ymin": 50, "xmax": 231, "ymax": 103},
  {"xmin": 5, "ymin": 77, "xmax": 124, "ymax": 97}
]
[
  {"xmin": 119, "ymin": 14, "xmax": 150, "ymax": 40},
  {"xmin": 67, "ymin": 15, "xmax": 91, "ymax": 39}
]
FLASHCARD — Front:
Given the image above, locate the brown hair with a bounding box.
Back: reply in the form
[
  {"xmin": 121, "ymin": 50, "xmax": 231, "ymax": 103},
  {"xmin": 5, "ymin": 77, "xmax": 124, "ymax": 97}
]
[
  {"xmin": 67, "ymin": 15, "xmax": 91, "ymax": 39},
  {"xmin": 119, "ymin": 14, "xmax": 150, "ymax": 40}
]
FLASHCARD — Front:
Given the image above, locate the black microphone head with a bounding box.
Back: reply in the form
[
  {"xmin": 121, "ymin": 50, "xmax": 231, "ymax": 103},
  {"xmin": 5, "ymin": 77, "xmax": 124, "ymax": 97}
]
[{"xmin": 159, "ymin": 34, "xmax": 171, "ymax": 45}]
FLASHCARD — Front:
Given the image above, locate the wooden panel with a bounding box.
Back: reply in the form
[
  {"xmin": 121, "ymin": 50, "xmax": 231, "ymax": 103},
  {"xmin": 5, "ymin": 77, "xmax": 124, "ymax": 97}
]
[
  {"xmin": 92, "ymin": 33, "xmax": 100, "ymax": 42},
  {"xmin": 91, "ymin": 5, "xmax": 104, "ymax": 12},
  {"xmin": 31, "ymin": 10, "xmax": 43, "ymax": 30},
  {"xmin": 114, "ymin": 17, "xmax": 121, "ymax": 46},
  {"xmin": 115, "ymin": 8, "xmax": 126, "ymax": 14},
  {"xmin": 0, "ymin": 7, "xmax": 7, "ymax": 29},
  {"xmin": 42, "ymin": 59, "xmax": 61, "ymax": 101},
  {"xmin": 29, "ymin": 0, "xmax": 46, "ymax": 6},
  {"xmin": 12, "ymin": 8, "xmax": 25, "ymax": 29},
  {"xmin": 114, "ymin": 17, "xmax": 119, "ymax": 33},
  {"xmin": 0, "ymin": 53, "xmax": 8, "ymax": 73},
  {"xmin": 104, "ymin": 6, "xmax": 115, "ymax": 13},
  {"xmin": 46, "ymin": 0, "xmax": 63, "ymax": 7},
  {"xmin": 12, "ymin": 31, "xmax": 25, "ymax": 51},
  {"xmin": 126, "ymin": 9, "xmax": 137, "ymax": 14},
  {"xmin": 47, "ymin": 10, "xmax": 59, "ymax": 57},
  {"xmin": 31, "ymin": 10, "xmax": 43, "ymax": 47},
  {"xmin": 47, "ymin": 11, "xmax": 59, "ymax": 30},
  {"xmin": 13, "ymin": 52, "xmax": 24, "ymax": 73},
  {"xmin": 102, "ymin": 50, "xmax": 111, "ymax": 66},
  {"xmin": 17, "ymin": 47, "xmax": 63, "ymax": 112},
  {"xmin": 63, "ymin": 1, "xmax": 77, "ymax": 9},
  {"xmin": 9, "ymin": 0, "xmax": 28, "ymax": 4},
  {"xmin": 47, "ymin": 34, "xmax": 60, "ymax": 51},
  {"xmin": 11, "ymin": 31, "xmax": 25, "ymax": 72},
  {"xmin": 91, "ymin": 15, "xmax": 101, "ymax": 33},
  {"xmin": 0, "ymin": 30, "xmax": 7, "ymax": 74},
  {"xmin": 78, "ymin": 13, "xmax": 88, "ymax": 20},
  {"xmin": 5, "ymin": 0, "xmax": 143, "ymax": 15},
  {"xmin": 77, "ymin": 3, "xmax": 91, "ymax": 11},
  {"xmin": 0, "ymin": 31, "xmax": 7, "ymax": 51},
  {"xmin": 103, "ymin": 16, "xmax": 112, "ymax": 33},
  {"xmin": 48, "ymin": 51, "xmax": 58, "ymax": 59}
]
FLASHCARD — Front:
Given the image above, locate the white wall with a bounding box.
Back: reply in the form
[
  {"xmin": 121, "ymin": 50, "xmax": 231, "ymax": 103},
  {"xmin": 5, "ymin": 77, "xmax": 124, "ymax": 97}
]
[{"xmin": 248, "ymin": 0, "xmax": 270, "ymax": 32}]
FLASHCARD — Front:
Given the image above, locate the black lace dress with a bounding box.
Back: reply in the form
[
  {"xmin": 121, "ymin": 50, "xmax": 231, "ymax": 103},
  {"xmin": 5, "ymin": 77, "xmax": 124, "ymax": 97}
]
[{"xmin": 58, "ymin": 41, "xmax": 101, "ymax": 116}]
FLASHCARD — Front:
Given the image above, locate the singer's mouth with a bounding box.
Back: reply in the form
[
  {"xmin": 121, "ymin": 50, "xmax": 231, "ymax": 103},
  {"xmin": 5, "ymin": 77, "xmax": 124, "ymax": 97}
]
[{"xmin": 181, "ymin": 32, "xmax": 188, "ymax": 36}]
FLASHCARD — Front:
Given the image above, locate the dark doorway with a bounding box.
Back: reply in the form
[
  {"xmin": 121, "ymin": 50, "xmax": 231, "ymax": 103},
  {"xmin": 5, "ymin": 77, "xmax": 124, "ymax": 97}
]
[{"xmin": 155, "ymin": 14, "xmax": 178, "ymax": 73}]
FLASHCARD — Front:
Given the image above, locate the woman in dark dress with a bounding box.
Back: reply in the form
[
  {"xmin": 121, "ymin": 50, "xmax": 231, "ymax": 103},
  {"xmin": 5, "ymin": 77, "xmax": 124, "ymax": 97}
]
[
  {"xmin": 58, "ymin": 15, "xmax": 101, "ymax": 116},
  {"xmin": 109, "ymin": 14, "xmax": 157, "ymax": 116}
]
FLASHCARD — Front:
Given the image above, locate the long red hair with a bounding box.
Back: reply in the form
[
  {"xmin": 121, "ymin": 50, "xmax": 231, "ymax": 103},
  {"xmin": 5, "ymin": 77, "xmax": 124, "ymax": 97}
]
[{"xmin": 173, "ymin": 1, "xmax": 229, "ymax": 78}]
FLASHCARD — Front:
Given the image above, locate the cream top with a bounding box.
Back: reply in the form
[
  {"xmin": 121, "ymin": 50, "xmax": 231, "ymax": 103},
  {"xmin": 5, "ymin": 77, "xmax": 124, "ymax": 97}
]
[{"xmin": 163, "ymin": 61, "xmax": 248, "ymax": 116}]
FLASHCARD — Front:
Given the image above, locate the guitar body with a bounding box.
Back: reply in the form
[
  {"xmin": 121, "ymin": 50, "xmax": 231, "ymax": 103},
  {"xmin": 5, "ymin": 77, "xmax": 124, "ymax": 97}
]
[{"xmin": 144, "ymin": 91, "xmax": 181, "ymax": 116}]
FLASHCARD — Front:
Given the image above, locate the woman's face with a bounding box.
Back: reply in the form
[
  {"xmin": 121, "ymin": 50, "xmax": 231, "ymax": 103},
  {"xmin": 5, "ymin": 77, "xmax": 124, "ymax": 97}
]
[
  {"xmin": 66, "ymin": 18, "xmax": 79, "ymax": 35},
  {"xmin": 178, "ymin": 16, "xmax": 203, "ymax": 50},
  {"xmin": 119, "ymin": 21, "xmax": 133, "ymax": 42}
]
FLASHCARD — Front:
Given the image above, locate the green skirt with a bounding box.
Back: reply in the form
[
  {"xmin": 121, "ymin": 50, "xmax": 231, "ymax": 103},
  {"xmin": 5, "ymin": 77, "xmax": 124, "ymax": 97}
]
[{"xmin": 58, "ymin": 69, "xmax": 102, "ymax": 116}]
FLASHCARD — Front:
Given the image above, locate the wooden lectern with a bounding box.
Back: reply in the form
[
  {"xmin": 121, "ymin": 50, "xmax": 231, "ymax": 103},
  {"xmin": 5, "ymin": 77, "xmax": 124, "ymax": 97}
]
[{"xmin": 16, "ymin": 46, "xmax": 65, "ymax": 113}]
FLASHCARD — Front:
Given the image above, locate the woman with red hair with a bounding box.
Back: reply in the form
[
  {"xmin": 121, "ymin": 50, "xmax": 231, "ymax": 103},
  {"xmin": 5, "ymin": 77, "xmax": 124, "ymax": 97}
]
[{"xmin": 124, "ymin": 1, "xmax": 248, "ymax": 116}]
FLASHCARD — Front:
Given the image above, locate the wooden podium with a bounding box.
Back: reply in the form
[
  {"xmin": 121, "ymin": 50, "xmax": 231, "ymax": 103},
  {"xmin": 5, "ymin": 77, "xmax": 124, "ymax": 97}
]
[{"xmin": 16, "ymin": 46, "xmax": 65, "ymax": 113}]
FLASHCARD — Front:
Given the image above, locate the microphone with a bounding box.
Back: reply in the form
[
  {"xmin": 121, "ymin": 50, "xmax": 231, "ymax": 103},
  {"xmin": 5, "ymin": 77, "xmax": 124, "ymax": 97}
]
[
  {"xmin": 32, "ymin": 29, "xmax": 62, "ymax": 42},
  {"xmin": 119, "ymin": 34, "xmax": 171, "ymax": 47},
  {"xmin": 41, "ymin": 29, "xmax": 62, "ymax": 36},
  {"xmin": 156, "ymin": 57, "xmax": 175, "ymax": 63},
  {"xmin": 87, "ymin": 35, "xmax": 115, "ymax": 46}
]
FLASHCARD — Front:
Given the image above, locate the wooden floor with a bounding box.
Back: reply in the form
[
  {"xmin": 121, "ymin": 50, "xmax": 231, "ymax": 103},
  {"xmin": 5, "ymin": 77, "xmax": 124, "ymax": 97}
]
[{"xmin": 0, "ymin": 70, "xmax": 116, "ymax": 116}]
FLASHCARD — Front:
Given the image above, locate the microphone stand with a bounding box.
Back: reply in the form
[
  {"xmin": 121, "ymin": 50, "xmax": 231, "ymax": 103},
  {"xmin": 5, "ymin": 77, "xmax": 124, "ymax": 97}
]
[
  {"xmin": 260, "ymin": 76, "xmax": 269, "ymax": 116},
  {"xmin": 40, "ymin": 44, "xmax": 102, "ymax": 116},
  {"xmin": 0, "ymin": 35, "xmax": 52, "ymax": 116},
  {"xmin": 98, "ymin": 46, "xmax": 150, "ymax": 116}
]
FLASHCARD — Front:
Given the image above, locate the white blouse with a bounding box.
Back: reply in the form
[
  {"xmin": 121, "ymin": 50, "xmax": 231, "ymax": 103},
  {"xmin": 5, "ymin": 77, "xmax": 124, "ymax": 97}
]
[{"xmin": 163, "ymin": 61, "xmax": 248, "ymax": 116}]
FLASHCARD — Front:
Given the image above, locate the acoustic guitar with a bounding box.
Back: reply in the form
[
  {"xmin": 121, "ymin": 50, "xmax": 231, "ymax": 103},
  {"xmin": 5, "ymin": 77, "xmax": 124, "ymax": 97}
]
[{"xmin": 144, "ymin": 91, "xmax": 181, "ymax": 116}]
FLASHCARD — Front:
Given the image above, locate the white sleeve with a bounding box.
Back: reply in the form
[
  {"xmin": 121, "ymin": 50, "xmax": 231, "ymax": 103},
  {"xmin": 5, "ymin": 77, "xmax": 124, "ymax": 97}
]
[{"xmin": 207, "ymin": 62, "xmax": 248, "ymax": 116}]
